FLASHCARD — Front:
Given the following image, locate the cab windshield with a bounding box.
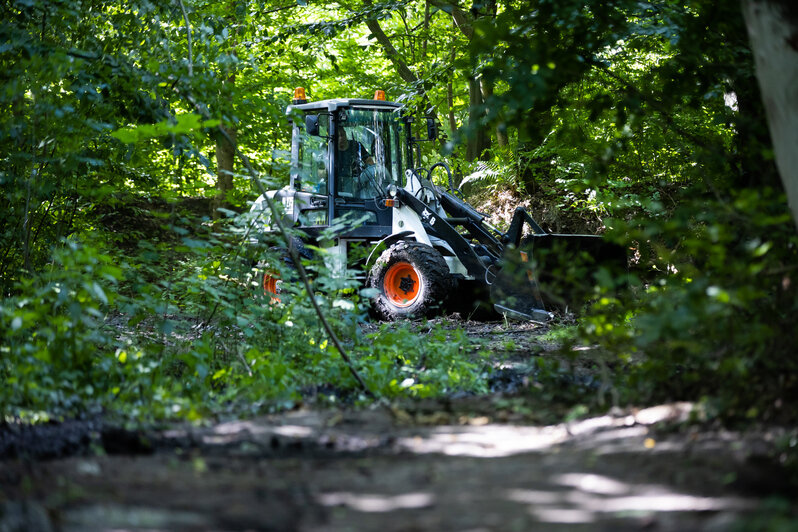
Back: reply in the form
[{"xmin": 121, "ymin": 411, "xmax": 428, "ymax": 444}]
[
  {"xmin": 335, "ymin": 108, "xmax": 405, "ymax": 199},
  {"xmin": 293, "ymin": 107, "xmax": 405, "ymax": 200}
]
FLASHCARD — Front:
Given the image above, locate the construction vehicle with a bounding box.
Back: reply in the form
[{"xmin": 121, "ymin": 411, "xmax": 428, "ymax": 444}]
[{"xmin": 250, "ymin": 88, "xmax": 626, "ymax": 321}]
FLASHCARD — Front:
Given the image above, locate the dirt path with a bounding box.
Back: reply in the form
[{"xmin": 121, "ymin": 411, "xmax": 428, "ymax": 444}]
[{"xmin": 1, "ymin": 321, "xmax": 791, "ymax": 531}]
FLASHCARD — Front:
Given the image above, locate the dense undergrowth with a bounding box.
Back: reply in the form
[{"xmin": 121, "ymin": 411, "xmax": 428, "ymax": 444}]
[
  {"xmin": 0, "ymin": 200, "xmax": 490, "ymax": 422},
  {"xmin": 459, "ymin": 143, "xmax": 798, "ymax": 423}
]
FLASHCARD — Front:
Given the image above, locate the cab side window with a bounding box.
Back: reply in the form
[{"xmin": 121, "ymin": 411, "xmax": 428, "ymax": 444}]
[{"xmin": 296, "ymin": 114, "xmax": 328, "ymax": 194}]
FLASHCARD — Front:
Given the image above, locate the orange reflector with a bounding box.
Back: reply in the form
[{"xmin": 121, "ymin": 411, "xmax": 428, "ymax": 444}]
[
  {"xmin": 293, "ymin": 87, "xmax": 307, "ymax": 104},
  {"xmin": 384, "ymin": 198, "xmax": 396, "ymax": 207},
  {"xmin": 374, "ymin": 90, "xmax": 386, "ymax": 101}
]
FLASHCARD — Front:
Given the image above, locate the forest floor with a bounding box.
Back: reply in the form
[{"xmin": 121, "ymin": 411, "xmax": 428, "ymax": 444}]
[{"xmin": 1, "ymin": 319, "xmax": 794, "ymax": 531}]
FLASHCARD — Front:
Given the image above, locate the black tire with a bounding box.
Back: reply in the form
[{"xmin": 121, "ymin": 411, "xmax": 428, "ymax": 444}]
[{"xmin": 368, "ymin": 241, "xmax": 452, "ymax": 320}]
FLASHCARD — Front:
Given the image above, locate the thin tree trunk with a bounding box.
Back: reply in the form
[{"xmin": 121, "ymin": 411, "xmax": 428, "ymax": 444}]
[
  {"xmin": 465, "ymin": 76, "xmax": 492, "ymax": 161},
  {"xmin": 213, "ymin": 2, "xmax": 238, "ymax": 218},
  {"xmin": 481, "ymin": 77, "xmax": 507, "ymax": 147},
  {"xmin": 214, "ymin": 103, "xmax": 236, "ymax": 217},
  {"xmin": 432, "ymin": 0, "xmax": 495, "ymax": 160},
  {"xmin": 446, "ymin": 33, "xmax": 457, "ymax": 136},
  {"xmin": 447, "ymin": 81, "xmax": 457, "ymax": 134},
  {"xmin": 422, "ymin": 0, "xmax": 430, "ymax": 58},
  {"xmin": 466, "ymin": 76, "xmax": 485, "ymax": 160},
  {"xmin": 363, "ymin": 0, "xmax": 438, "ymax": 123},
  {"xmin": 741, "ymin": 0, "xmax": 798, "ymax": 228}
]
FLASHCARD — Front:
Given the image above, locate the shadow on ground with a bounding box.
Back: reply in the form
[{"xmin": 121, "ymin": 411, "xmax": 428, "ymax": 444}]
[{"xmin": 1, "ymin": 403, "xmax": 790, "ymax": 531}]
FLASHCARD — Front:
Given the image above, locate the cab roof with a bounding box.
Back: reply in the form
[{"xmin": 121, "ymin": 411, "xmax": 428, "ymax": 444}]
[{"xmin": 286, "ymin": 98, "xmax": 403, "ymax": 114}]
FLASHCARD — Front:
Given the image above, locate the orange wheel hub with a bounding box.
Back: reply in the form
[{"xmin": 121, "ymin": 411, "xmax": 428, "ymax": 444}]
[
  {"xmin": 263, "ymin": 271, "xmax": 281, "ymax": 304},
  {"xmin": 383, "ymin": 262, "xmax": 421, "ymax": 307}
]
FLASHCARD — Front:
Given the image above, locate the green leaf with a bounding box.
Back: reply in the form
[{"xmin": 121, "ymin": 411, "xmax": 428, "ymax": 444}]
[{"xmin": 111, "ymin": 114, "xmax": 213, "ymax": 144}]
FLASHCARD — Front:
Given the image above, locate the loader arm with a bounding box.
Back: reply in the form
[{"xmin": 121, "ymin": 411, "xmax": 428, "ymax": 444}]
[
  {"xmin": 437, "ymin": 189, "xmax": 504, "ymax": 258},
  {"xmin": 395, "ymin": 188, "xmax": 492, "ymax": 282},
  {"xmin": 505, "ymin": 207, "xmax": 547, "ymax": 247}
]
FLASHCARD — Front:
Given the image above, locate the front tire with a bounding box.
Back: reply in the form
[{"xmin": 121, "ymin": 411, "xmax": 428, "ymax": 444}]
[{"xmin": 368, "ymin": 241, "xmax": 451, "ymax": 320}]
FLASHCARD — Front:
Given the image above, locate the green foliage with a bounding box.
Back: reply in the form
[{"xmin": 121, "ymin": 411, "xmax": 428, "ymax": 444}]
[
  {"xmin": 538, "ymin": 324, "xmax": 579, "ymax": 345},
  {"xmin": 1, "ymin": 240, "xmax": 122, "ymax": 416},
  {"xmin": 0, "ymin": 202, "xmax": 485, "ymax": 420},
  {"xmin": 2, "ymin": 0, "xmax": 797, "ymax": 427},
  {"xmin": 579, "ymin": 185, "xmax": 798, "ymax": 413},
  {"xmin": 111, "ymin": 114, "xmax": 221, "ymax": 144},
  {"xmin": 363, "ymin": 324, "xmax": 487, "ymax": 398},
  {"xmin": 734, "ymin": 497, "xmax": 798, "ymax": 532},
  {"xmin": 456, "ymin": 0, "xmax": 798, "ymax": 418}
]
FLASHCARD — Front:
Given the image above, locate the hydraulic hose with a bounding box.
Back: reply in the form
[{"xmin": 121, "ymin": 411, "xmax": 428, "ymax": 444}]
[{"xmin": 427, "ymin": 161, "xmax": 455, "ymax": 192}]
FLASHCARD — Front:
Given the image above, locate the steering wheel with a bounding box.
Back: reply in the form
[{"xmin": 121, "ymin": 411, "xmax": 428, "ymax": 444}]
[{"xmin": 357, "ymin": 164, "xmax": 390, "ymax": 198}]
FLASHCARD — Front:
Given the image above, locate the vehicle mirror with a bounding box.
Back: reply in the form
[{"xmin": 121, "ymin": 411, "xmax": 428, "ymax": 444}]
[
  {"xmin": 305, "ymin": 114, "xmax": 320, "ymax": 136},
  {"xmin": 426, "ymin": 117, "xmax": 437, "ymax": 140}
]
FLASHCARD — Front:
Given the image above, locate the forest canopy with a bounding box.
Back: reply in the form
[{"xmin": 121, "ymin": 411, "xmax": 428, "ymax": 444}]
[{"xmin": 1, "ymin": 0, "xmax": 796, "ymax": 422}]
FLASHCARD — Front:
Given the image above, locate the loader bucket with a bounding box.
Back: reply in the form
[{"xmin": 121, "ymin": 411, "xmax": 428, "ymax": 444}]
[{"xmin": 491, "ymin": 234, "xmax": 627, "ymax": 320}]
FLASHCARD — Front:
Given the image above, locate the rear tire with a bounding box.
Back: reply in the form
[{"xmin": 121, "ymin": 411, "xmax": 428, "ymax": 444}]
[
  {"xmin": 258, "ymin": 267, "xmax": 283, "ymax": 303},
  {"xmin": 255, "ymin": 239, "xmax": 309, "ymax": 303},
  {"xmin": 368, "ymin": 241, "xmax": 451, "ymax": 320}
]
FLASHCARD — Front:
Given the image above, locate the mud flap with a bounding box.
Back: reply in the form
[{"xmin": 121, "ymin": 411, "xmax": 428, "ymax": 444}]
[{"xmin": 491, "ymin": 234, "xmax": 627, "ymax": 319}]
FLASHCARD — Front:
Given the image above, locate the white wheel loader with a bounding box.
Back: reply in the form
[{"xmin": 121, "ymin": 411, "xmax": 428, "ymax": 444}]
[{"xmin": 251, "ymin": 89, "xmax": 626, "ymax": 321}]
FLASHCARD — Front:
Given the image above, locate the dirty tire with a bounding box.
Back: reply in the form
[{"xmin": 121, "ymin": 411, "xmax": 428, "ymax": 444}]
[
  {"xmin": 368, "ymin": 241, "xmax": 451, "ymax": 320},
  {"xmin": 256, "ymin": 256, "xmax": 289, "ymax": 303},
  {"xmin": 255, "ymin": 239, "xmax": 308, "ymax": 302}
]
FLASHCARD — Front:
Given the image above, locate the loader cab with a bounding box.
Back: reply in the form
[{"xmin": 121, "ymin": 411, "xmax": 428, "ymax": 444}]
[{"xmin": 288, "ymin": 96, "xmax": 409, "ymax": 240}]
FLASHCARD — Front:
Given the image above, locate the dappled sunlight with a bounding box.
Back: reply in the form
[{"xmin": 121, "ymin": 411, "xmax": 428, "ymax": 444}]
[
  {"xmin": 531, "ymin": 507, "xmax": 595, "ymax": 524},
  {"xmin": 4, "ymin": 402, "xmax": 768, "ymax": 531},
  {"xmin": 554, "ymin": 473, "xmax": 630, "ymax": 495},
  {"xmin": 152, "ymin": 403, "xmax": 706, "ymax": 462},
  {"xmin": 165, "ymin": 420, "xmax": 320, "ymax": 447},
  {"xmin": 633, "ymin": 403, "xmax": 694, "ymax": 425},
  {"xmin": 271, "ymin": 425, "xmax": 315, "ymax": 438},
  {"xmin": 178, "ymin": 403, "xmax": 702, "ymax": 458},
  {"xmin": 397, "ymin": 425, "xmax": 570, "ymax": 457},
  {"xmin": 212, "ymin": 420, "xmax": 263, "ymax": 435},
  {"xmin": 394, "ymin": 406, "xmax": 693, "ymax": 458},
  {"xmin": 317, "ymin": 492, "xmax": 435, "ymax": 512},
  {"xmin": 507, "ymin": 471, "xmax": 754, "ymax": 524},
  {"xmin": 566, "ymin": 414, "xmax": 619, "ymax": 435}
]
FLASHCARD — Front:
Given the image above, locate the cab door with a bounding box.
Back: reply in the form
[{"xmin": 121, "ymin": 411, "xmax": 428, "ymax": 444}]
[{"xmin": 291, "ymin": 112, "xmax": 330, "ymax": 229}]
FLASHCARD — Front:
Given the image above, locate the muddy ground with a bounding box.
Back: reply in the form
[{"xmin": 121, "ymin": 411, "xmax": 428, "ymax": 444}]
[{"xmin": 1, "ymin": 320, "xmax": 795, "ymax": 531}]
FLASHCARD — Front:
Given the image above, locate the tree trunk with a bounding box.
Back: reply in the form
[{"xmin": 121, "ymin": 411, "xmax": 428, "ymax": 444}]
[
  {"xmin": 447, "ymin": 81, "xmax": 457, "ymax": 134},
  {"xmin": 742, "ymin": 0, "xmax": 798, "ymax": 228},
  {"xmin": 214, "ymin": 117, "xmax": 236, "ymax": 217},
  {"xmin": 481, "ymin": 77, "xmax": 507, "ymax": 147},
  {"xmin": 466, "ymin": 76, "xmax": 489, "ymax": 160},
  {"xmin": 432, "ymin": 0, "xmax": 496, "ymax": 160},
  {"xmin": 213, "ymin": 2, "xmax": 239, "ymax": 219},
  {"xmin": 363, "ymin": 1, "xmax": 439, "ymax": 125}
]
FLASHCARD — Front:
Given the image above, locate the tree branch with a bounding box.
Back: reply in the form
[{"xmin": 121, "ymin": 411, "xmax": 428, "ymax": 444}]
[
  {"xmin": 177, "ymin": 90, "xmax": 373, "ymax": 396},
  {"xmin": 177, "ymin": 0, "xmax": 193, "ymax": 77},
  {"xmin": 429, "ymin": 0, "xmax": 473, "ymax": 39}
]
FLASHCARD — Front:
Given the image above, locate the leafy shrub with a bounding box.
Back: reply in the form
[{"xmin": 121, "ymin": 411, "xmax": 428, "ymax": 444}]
[
  {"xmin": 0, "ymin": 209, "xmax": 486, "ymax": 422},
  {"xmin": 1, "ymin": 240, "xmax": 123, "ymax": 418},
  {"xmin": 580, "ymin": 185, "xmax": 798, "ymax": 417}
]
